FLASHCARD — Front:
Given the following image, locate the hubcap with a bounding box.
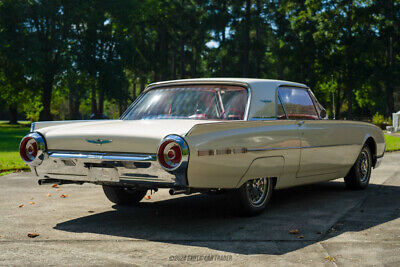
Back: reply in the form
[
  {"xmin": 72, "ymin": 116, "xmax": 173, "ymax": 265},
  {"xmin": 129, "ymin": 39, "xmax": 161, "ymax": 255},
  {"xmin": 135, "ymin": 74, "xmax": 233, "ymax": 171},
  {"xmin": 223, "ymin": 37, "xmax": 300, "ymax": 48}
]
[
  {"xmin": 359, "ymin": 151, "xmax": 369, "ymax": 182},
  {"xmin": 246, "ymin": 177, "xmax": 269, "ymax": 207}
]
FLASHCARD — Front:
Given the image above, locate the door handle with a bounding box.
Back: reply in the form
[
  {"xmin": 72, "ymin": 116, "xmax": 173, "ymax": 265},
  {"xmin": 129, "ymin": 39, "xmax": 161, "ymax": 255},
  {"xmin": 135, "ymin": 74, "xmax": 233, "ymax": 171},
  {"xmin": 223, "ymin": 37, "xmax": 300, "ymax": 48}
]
[{"xmin": 297, "ymin": 121, "xmax": 304, "ymax": 126}]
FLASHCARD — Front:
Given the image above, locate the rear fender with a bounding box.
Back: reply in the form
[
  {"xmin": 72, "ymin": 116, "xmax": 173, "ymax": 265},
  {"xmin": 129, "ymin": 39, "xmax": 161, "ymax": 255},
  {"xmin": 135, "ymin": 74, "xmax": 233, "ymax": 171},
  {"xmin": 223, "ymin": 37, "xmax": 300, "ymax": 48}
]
[{"xmin": 236, "ymin": 156, "xmax": 284, "ymax": 188}]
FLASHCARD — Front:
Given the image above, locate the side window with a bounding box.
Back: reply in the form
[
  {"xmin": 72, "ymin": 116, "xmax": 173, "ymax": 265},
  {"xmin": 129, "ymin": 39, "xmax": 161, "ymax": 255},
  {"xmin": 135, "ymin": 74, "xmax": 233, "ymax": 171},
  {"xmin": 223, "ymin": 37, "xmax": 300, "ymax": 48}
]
[
  {"xmin": 278, "ymin": 88, "xmax": 318, "ymax": 120},
  {"xmin": 277, "ymin": 96, "xmax": 286, "ymax": 119}
]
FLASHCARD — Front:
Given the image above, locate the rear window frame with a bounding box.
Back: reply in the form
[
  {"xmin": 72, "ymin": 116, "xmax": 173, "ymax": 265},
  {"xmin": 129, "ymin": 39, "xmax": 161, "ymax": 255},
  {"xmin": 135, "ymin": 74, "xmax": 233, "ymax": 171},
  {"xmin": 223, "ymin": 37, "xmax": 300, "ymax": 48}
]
[{"xmin": 120, "ymin": 83, "xmax": 251, "ymax": 121}]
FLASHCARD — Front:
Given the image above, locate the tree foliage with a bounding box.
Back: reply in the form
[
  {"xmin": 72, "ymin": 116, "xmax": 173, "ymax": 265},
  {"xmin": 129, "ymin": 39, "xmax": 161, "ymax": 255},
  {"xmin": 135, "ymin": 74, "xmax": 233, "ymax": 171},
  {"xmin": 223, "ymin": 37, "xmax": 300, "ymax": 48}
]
[{"xmin": 0, "ymin": 0, "xmax": 398, "ymax": 122}]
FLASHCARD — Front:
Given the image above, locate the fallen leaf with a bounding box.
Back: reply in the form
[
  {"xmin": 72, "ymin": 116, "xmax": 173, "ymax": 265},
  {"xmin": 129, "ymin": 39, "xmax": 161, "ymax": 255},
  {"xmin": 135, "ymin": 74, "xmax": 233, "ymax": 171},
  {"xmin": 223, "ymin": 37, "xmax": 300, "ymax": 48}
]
[
  {"xmin": 316, "ymin": 231, "xmax": 322, "ymax": 234},
  {"xmin": 29, "ymin": 202, "xmax": 35, "ymax": 205},
  {"xmin": 30, "ymin": 197, "xmax": 34, "ymax": 200},
  {"xmin": 52, "ymin": 184, "xmax": 59, "ymax": 188},
  {"xmin": 56, "ymin": 189, "xmax": 62, "ymax": 191},
  {"xmin": 88, "ymin": 210, "xmax": 94, "ymax": 213},
  {"xmin": 46, "ymin": 193, "xmax": 51, "ymax": 197},
  {"xmin": 146, "ymin": 195, "xmax": 151, "ymax": 200},
  {"xmin": 60, "ymin": 194, "xmax": 68, "ymax": 198},
  {"xmin": 324, "ymin": 256, "xmax": 335, "ymax": 262},
  {"xmin": 18, "ymin": 204, "xmax": 24, "ymax": 208},
  {"xmin": 289, "ymin": 229, "xmax": 299, "ymax": 235},
  {"xmin": 297, "ymin": 235, "xmax": 304, "ymax": 239},
  {"xmin": 27, "ymin": 233, "xmax": 39, "ymax": 238}
]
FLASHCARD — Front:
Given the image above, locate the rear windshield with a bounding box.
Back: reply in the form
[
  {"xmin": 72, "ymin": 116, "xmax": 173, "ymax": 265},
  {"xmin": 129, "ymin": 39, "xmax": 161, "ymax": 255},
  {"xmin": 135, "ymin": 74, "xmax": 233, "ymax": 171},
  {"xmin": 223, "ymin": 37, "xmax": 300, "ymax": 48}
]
[{"xmin": 123, "ymin": 85, "xmax": 248, "ymax": 120}]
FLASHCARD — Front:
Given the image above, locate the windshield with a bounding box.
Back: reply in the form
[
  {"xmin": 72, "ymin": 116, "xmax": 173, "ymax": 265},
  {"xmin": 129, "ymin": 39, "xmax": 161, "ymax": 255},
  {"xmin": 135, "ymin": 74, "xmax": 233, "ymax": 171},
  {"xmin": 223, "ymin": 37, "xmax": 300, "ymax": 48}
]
[{"xmin": 123, "ymin": 85, "xmax": 248, "ymax": 120}]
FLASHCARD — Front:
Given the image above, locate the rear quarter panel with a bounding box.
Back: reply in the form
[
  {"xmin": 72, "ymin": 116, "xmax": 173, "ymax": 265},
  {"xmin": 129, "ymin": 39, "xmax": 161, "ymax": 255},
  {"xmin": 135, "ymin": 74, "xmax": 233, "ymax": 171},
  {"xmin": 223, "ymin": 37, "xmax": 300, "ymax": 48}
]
[{"xmin": 184, "ymin": 120, "xmax": 300, "ymax": 188}]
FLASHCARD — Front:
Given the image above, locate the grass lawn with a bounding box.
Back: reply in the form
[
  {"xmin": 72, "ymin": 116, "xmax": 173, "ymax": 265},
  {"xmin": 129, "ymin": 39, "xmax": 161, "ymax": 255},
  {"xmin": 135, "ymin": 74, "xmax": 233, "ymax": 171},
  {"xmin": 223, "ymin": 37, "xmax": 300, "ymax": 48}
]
[
  {"xmin": 385, "ymin": 135, "xmax": 400, "ymax": 152},
  {"xmin": 0, "ymin": 121, "xmax": 30, "ymax": 175},
  {"xmin": 0, "ymin": 121, "xmax": 399, "ymax": 176}
]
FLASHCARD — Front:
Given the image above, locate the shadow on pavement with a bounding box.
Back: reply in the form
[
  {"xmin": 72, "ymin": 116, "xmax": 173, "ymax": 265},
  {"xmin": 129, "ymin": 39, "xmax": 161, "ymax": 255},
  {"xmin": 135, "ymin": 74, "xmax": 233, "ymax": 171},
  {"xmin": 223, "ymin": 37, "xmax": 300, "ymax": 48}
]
[{"xmin": 55, "ymin": 181, "xmax": 400, "ymax": 255}]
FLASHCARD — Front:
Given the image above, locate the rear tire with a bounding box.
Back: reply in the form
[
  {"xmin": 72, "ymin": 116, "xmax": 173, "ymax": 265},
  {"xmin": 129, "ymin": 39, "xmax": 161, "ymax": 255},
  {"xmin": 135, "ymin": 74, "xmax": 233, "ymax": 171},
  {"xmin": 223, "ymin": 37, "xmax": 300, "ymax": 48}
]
[
  {"xmin": 231, "ymin": 177, "xmax": 273, "ymax": 216},
  {"xmin": 344, "ymin": 145, "xmax": 372, "ymax": 190},
  {"xmin": 102, "ymin": 185, "xmax": 147, "ymax": 205}
]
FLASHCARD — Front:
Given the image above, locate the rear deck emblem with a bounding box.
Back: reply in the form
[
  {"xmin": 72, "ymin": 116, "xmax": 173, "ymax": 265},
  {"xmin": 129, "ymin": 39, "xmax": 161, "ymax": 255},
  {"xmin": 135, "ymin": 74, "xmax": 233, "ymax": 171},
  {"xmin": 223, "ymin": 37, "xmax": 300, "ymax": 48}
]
[{"xmin": 86, "ymin": 139, "xmax": 112, "ymax": 145}]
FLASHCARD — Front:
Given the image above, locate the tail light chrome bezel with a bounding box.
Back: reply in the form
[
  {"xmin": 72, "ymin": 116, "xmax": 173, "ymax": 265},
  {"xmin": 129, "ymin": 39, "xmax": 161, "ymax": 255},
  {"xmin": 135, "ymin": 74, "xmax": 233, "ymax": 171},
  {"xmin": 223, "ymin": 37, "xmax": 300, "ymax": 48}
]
[
  {"xmin": 19, "ymin": 132, "xmax": 46, "ymax": 166},
  {"xmin": 157, "ymin": 135, "xmax": 189, "ymax": 172}
]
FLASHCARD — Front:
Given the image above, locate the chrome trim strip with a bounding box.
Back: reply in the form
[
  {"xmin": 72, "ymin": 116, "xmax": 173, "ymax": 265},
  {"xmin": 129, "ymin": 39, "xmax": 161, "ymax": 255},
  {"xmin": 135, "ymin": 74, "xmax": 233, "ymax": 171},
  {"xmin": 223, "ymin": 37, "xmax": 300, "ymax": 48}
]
[
  {"xmin": 30, "ymin": 122, "xmax": 35, "ymax": 132},
  {"xmin": 48, "ymin": 151, "xmax": 156, "ymax": 162},
  {"xmin": 247, "ymin": 143, "xmax": 355, "ymax": 152},
  {"xmin": 247, "ymin": 146, "xmax": 301, "ymax": 152},
  {"xmin": 198, "ymin": 144, "xmax": 357, "ymax": 156}
]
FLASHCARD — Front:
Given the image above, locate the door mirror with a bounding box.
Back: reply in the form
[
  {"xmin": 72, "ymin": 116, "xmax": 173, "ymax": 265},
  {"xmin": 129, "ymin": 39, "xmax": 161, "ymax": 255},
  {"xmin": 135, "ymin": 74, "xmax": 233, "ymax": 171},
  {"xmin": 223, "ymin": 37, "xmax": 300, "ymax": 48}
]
[{"xmin": 319, "ymin": 108, "xmax": 327, "ymax": 119}]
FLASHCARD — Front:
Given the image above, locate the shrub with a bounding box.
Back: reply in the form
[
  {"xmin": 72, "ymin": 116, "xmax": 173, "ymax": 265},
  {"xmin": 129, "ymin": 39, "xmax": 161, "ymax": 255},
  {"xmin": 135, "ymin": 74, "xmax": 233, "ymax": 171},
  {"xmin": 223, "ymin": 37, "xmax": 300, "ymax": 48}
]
[{"xmin": 372, "ymin": 113, "xmax": 392, "ymax": 129}]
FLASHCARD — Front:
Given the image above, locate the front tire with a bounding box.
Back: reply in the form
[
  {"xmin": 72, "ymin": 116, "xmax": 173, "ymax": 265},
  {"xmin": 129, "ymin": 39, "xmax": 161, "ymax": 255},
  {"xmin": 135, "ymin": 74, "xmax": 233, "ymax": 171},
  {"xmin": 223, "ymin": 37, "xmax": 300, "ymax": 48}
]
[
  {"xmin": 102, "ymin": 185, "xmax": 147, "ymax": 206},
  {"xmin": 344, "ymin": 145, "xmax": 372, "ymax": 190},
  {"xmin": 231, "ymin": 177, "xmax": 273, "ymax": 216}
]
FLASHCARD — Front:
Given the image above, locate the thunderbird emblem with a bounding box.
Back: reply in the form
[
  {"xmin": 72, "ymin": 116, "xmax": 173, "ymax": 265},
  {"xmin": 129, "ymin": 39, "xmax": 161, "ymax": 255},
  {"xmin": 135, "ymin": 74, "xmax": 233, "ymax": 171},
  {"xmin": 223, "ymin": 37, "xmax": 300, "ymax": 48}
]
[{"xmin": 86, "ymin": 139, "xmax": 112, "ymax": 145}]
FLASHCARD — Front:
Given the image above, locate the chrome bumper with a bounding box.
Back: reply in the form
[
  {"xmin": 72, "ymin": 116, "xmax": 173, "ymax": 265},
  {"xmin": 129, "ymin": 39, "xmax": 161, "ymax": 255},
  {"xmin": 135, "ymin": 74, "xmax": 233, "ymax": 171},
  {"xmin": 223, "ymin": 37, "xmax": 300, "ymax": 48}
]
[{"xmin": 31, "ymin": 151, "xmax": 187, "ymax": 187}]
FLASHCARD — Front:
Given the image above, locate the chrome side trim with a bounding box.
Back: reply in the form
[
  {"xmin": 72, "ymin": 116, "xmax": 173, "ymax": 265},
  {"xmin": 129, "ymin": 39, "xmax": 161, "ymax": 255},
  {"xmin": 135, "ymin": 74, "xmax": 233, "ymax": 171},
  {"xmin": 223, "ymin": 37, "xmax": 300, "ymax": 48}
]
[
  {"xmin": 49, "ymin": 151, "xmax": 156, "ymax": 162},
  {"xmin": 248, "ymin": 144, "xmax": 356, "ymax": 152},
  {"xmin": 247, "ymin": 146, "xmax": 301, "ymax": 152}
]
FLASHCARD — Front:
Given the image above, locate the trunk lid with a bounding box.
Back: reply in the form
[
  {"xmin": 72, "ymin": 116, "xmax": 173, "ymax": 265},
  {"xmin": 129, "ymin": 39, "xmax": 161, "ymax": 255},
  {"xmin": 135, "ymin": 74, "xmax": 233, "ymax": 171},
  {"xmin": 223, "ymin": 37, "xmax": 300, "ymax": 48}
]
[{"xmin": 38, "ymin": 119, "xmax": 216, "ymax": 154}]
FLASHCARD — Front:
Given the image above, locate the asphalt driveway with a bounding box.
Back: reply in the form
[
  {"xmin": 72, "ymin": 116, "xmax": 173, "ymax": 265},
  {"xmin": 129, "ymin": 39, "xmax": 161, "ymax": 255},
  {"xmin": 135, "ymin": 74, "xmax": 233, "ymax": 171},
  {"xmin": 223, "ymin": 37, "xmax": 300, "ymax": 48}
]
[{"xmin": 1, "ymin": 153, "xmax": 399, "ymax": 265}]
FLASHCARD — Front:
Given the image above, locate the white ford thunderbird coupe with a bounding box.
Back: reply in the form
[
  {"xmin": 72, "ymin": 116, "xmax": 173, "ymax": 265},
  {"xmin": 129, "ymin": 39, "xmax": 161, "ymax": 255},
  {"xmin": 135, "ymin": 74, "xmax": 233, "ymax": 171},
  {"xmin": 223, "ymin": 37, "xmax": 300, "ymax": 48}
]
[{"xmin": 20, "ymin": 78, "xmax": 385, "ymax": 215}]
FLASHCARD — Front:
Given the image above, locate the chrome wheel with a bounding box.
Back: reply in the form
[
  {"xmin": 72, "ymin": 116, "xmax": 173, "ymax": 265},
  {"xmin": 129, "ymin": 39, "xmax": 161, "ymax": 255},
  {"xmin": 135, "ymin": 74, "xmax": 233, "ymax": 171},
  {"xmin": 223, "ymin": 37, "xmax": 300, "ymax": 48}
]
[
  {"xmin": 246, "ymin": 177, "xmax": 269, "ymax": 207},
  {"xmin": 359, "ymin": 151, "xmax": 369, "ymax": 182}
]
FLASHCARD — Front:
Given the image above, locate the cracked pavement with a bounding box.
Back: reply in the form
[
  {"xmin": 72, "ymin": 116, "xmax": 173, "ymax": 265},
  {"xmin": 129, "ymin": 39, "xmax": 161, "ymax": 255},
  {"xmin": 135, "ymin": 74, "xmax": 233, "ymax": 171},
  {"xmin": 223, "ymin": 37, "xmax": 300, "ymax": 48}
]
[{"xmin": 0, "ymin": 152, "xmax": 399, "ymax": 265}]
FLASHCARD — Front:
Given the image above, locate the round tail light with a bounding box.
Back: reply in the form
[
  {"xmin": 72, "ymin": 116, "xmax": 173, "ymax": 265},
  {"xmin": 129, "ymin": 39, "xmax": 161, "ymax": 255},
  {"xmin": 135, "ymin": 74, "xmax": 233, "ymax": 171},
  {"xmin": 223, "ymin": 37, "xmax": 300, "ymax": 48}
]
[
  {"xmin": 157, "ymin": 135, "xmax": 188, "ymax": 171},
  {"xmin": 19, "ymin": 133, "xmax": 46, "ymax": 165}
]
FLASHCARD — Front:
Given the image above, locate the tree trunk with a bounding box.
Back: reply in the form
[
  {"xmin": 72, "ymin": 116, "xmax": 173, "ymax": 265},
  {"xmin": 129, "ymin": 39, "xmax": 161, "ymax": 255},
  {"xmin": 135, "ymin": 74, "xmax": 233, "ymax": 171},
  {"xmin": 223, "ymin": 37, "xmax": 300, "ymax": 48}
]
[
  {"xmin": 8, "ymin": 105, "xmax": 18, "ymax": 124},
  {"xmin": 242, "ymin": 0, "xmax": 251, "ymax": 77},
  {"xmin": 98, "ymin": 88, "xmax": 104, "ymax": 116},
  {"xmin": 91, "ymin": 87, "xmax": 97, "ymax": 116},
  {"xmin": 255, "ymin": 0, "xmax": 261, "ymax": 77},
  {"xmin": 39, "ymin": 79, "xmax": 53, "ymax": 121},
  {"xmin": 179, "ymin": 39, "xmax": 184, "ymax": 79},
  {"xmin": 335, "ymin": 87, "xmax": 341, "ymax": 120},
  {"xmin": 346, "ymin": 1, "xmax": 354, "ymax": 120},
  {"xmin": 171, "ymin": 51, "xmax": 177, "ymax": 79},
  {"xmin": 140, "ymin": 77, "xmax": 146, "ymax": 93},
  {"xmin": 132, "ymin": 81, "xmax": 137, "ymax": 103},
  {"xmin": 68, "ymin": 89, "xmax": 74, "ymax": 120},
  {"xmin": 221, "ymin": 2, "xmax": 226, "ymax": 77},
  {"xmin": 179, "ymin": 0, "xmax": 185, "ymax": 79},
  {"xmin": 72, "ymin": 99, "xmax": 80, "ymax": 120},
  {"xmin": 346, "ymin": 85, "xmax": 353, "ymax": 120},
  {"xmin": 385, "ymin": 0, "xmax": 395, "ymax": 115}
]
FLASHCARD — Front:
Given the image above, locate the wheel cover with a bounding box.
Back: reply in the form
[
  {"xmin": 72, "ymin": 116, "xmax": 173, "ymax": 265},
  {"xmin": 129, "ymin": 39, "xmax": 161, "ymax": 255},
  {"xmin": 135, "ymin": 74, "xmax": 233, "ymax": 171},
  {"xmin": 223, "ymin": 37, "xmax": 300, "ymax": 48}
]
[
  {"xmin": 359, "ymin": 151, "xmax": 369, "ymax": 182},
  {"xmin": 246, "ymin": 177, "xmax": 269, "ymax": 207}
]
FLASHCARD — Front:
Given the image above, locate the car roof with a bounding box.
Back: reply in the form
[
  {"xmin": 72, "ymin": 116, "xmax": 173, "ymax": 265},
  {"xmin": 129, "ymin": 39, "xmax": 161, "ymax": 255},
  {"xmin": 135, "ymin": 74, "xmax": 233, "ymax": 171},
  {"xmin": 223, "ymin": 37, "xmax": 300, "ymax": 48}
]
[{"xmin": 146, "ymin": 78, "xmax": 308, "ymax": 91}]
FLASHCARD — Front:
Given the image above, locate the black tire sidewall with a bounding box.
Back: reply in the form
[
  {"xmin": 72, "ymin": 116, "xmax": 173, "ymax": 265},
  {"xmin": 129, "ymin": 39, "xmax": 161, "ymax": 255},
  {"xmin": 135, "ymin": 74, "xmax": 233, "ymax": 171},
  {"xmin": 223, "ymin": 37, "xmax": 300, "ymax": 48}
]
[
  {"xmin": 345, "ymin": 145, "xmax": 372, "ymax": 189},
  {"xmin": 233, "ymin": 178, "xmax": 273, "ymax": 216},
  {"xmin": 102, "ymin": 185, "xmax": 147, "ymax": 205}
]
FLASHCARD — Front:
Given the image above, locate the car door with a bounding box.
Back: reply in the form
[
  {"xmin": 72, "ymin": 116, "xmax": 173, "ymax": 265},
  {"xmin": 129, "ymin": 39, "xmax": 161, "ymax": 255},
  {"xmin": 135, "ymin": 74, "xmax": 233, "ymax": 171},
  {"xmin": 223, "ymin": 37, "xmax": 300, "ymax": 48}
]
[{"xmin": 278, "ymin": 87, "xmax": 340, "ymax": 178}]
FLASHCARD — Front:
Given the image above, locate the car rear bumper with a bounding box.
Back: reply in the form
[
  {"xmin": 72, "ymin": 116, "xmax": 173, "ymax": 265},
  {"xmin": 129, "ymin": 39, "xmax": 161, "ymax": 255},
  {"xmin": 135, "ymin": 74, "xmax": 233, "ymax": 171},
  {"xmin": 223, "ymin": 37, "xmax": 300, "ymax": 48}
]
[{"xmin": 31, "ymin": 151, "xmax": 188, "ymax": 187}]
